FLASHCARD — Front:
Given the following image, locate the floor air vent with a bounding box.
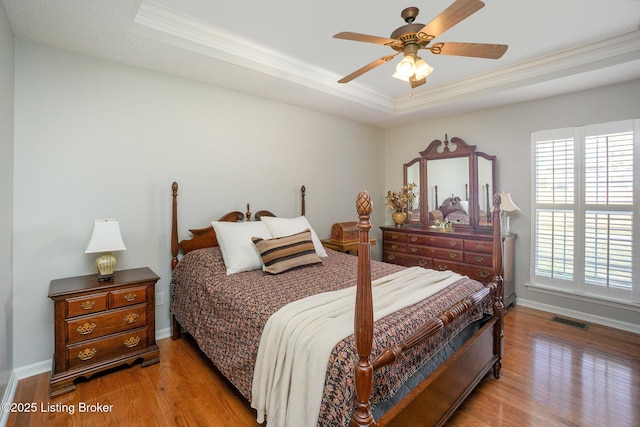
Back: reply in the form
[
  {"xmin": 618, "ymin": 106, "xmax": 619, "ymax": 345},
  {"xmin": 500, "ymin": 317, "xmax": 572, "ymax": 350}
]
[{"xmin": 552, "ymin": 316, "xmax": 589, "ymax": 330}]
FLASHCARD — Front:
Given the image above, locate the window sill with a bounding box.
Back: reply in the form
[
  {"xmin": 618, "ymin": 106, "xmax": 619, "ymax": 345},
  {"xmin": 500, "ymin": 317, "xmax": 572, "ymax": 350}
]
[{"xmin": 525, "ymin": 282, "xmax": 640, "ymax": 313}]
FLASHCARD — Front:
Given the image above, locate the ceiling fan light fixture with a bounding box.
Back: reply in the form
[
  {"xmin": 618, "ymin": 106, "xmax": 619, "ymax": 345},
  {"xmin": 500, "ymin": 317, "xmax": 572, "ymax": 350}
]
[
  {"xmin": 395, "ymin": 55, "xmax": 415, "ymax": 79},
  {"xmin": 414, "ymin": 57, "xmax": 433, "ymax": 80}
]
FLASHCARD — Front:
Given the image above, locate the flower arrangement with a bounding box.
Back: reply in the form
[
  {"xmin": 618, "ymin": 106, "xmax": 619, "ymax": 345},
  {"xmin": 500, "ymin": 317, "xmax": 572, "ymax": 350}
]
[{"xmin": 385, "ymin": 183, "xmax": 417, "ymax": 212}]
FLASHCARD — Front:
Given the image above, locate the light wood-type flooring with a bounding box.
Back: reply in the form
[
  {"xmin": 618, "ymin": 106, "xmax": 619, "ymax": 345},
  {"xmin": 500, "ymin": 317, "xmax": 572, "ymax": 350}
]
[{"xmin": 6, "ymin": 306, "xmax": 640, "ymax": 426}]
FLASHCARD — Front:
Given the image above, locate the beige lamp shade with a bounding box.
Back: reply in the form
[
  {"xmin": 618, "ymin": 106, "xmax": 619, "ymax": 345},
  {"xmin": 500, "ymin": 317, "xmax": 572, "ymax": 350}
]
[
  {"xmin": 499, "ymin": 193, "xmax": 520, "ymax": 212},
  {"xmin": 86, "ymin": 219, "xmax": 126, "ymax": 280}
]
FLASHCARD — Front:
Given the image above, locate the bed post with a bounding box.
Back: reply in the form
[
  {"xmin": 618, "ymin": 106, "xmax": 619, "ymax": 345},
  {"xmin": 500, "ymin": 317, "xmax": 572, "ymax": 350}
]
[
  {"xmin": 171, "ymin": 182, "xmax": 183, "ymax": 340},
  {"xmin": 491, "ymin": 193, "xmax": 504, "ymax": 378},
  {"xmin": 171, "ymin": 182, "xmax": 179, "ymax": 270},
  {"xmin": 350, "ymin": 191, "xmax": 374, "ymax": 427}
]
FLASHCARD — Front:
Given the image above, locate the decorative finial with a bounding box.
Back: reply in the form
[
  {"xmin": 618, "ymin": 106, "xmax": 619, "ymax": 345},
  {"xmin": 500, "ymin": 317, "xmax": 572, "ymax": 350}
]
[{"xmin": 356, "ymin": 191, "xmax": 372, "ymax": 217}]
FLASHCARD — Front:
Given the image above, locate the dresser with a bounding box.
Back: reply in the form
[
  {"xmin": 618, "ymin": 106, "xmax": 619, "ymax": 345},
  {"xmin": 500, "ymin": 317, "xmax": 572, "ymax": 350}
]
[
  {"xmin": 381, "ymin": 227, "xmax": 516, "ymax": 306},
  {"xmin": 48, "ymin": 267, "xmax": 160, "ymax": 397}
]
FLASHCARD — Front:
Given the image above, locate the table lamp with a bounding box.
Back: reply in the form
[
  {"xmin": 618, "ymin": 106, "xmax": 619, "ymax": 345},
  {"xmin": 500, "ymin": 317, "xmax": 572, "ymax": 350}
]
[
  {"xmin": 85, "ymin": 219, "xmax": 127, "ymax": 281},
  {"xmin": 499, "ymin": 193, "xmax": 520, "ymax": 235}
]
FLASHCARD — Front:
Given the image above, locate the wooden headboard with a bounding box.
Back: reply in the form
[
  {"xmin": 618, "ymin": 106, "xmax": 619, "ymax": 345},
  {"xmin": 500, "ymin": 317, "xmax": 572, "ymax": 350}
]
[{"xmin": 170, "ymin": 182, "xmax": 306, "ymax": 269}]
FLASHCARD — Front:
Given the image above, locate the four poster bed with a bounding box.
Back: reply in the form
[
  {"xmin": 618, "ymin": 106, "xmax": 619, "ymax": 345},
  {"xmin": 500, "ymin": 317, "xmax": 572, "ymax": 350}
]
[{"xmin": 170, "ymin": 182, "xmax": 504, "ymax": 427}]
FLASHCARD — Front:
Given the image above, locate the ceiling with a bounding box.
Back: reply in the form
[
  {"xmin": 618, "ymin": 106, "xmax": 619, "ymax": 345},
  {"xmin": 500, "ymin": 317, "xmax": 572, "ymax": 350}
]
[{"xmin": 2, "ymin": 0, "xmax": 640, "ymax": 127}]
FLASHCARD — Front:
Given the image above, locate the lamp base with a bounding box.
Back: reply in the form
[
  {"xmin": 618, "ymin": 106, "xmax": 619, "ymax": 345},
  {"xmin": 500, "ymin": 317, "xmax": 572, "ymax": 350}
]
[{"xmin": 96, "ymin": 252, "xmax": 116, "ymax": 281}]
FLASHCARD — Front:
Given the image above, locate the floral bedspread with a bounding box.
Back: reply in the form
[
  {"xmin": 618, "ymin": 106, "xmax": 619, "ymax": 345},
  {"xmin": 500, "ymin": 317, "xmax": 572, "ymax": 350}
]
[{"xmin": 171, "ymin": 247, "xmax": 492, "ymax": 426}]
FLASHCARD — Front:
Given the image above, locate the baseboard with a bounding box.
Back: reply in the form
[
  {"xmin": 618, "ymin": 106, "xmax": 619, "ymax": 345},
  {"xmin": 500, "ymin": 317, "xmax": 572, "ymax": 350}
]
[
  {"xmin": 0, "ymin": 370, "xmax": 18, "ymax": 427},
  {"xmin": 517, "ymin": 298, "xmax": 640, "ymax": 334}
]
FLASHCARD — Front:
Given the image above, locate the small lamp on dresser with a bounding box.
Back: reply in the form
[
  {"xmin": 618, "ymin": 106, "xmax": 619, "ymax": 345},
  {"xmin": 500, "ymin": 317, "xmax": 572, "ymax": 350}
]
[
  {"xmin": 85, "ymin": 219, "xmax": 127, "ymax": 281},
  {"xmin": 499, "ymin": 193, "xmax": 520, "ymax": 236}
]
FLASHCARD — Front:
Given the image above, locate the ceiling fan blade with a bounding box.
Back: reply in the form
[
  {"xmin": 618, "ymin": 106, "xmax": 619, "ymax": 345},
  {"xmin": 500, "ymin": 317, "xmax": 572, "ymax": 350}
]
[
  {"xmin": 418, "ymin": 0, "xmax": 485, "ymax": 40},
  {"xmin": 337, "ymin": 53, "xmax": 400, "ymax": 83},
  {"xmin": 334, "ymin": 31, "xmax": 401, "ymax": 47},
  {"xmin": 430, "ymin": 42, "xmax": 508, "ymax": 59}
]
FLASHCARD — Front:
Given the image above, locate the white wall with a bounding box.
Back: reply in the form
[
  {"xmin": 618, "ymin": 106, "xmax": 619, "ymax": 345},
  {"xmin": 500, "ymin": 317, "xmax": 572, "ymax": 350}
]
[
  {"xmin": 0, "ymin": 1, "xmax": 14, "ymax": 398},
  {"xmin": 384, "ymin": 79, "xmax": 640, "ymax": 328},
  {"xmin": 12, "ymin": 40, "xmax": 385, "ymax": 368}
]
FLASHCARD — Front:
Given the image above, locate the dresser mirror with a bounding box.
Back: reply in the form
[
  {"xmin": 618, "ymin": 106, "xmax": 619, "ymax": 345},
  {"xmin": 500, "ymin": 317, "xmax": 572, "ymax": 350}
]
[{"xmin": 402, "ymin": 135, "xmax": 495, "ymax": 232}]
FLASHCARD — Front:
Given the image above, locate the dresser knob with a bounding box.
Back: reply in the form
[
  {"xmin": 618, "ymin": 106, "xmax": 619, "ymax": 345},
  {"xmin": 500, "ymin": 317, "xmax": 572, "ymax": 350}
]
[
  {"xmin": 388, "ymin": 255, "xmax": 396, "ymax": 261},
  {"xmin": 123, "ymin": 313, "xmax": 140, "ymax": 324},
  {"xmin": 449, "ymin": 241, "xmax": 457, "ymax": 247},
  {"xmin": 475, "ymin": 256, "xmax": 485, "ymax": 263},
  {"xmin": 124, "ymin": 293, "xmax": 137, "ymax": 302},
  {"xmin": 391, "ymin": 234, "xmax": 398, "ymax": 240},
  {"xmin": 124, "ymin": 336, "xmax": 141, "ymax": 348},
  {"xmin": 392, "ymin": 244, "xmax": 398, "ymax": 250},
  {"xmin": 410, "ymin": 237, "xmax": 417, "ymax": 242},
  {"xmin": 475, "ymin": 244, "xmax": 485, "ymax": 250},
  {"xmin": 419, "ymin": 260, "xmax": 426, "ymax": 267},
  {"xmin": 410, "ymin": 247, "xmax": 417, "ymax": 253},
  {"xmin": 77, "ymin": 322, "xmax": 97, "ymax": 335},
  {"xmin": 80, "ymin": 300, "xmax": 95, "ymax": 310},
  {"xmin": 77, "ymin": 348, "xmax": 96, "ymax": 361},
  {"xmin": 480, "ymin": 270, "xmax": 490, "ymax": 278},
  {"xmin": 438, "ymin": 264, "xmax": 447, "ymax": 270},
  {"xmin": 449, "ymin": 253, "xmax": 457, "ymax": 259}
]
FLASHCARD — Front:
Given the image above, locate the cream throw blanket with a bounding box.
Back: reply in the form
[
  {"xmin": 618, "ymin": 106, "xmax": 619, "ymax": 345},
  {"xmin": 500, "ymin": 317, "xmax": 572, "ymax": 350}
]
[{"xmin": 251, "ymin": 267, "xmax": 463, "ymax": 427}]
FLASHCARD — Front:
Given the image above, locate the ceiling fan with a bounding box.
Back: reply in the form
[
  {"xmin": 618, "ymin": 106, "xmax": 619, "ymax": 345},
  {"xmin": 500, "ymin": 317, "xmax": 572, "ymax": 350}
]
[{"xmin": 334, "ymin": 0, "xmax": 508, "ymax": 88}]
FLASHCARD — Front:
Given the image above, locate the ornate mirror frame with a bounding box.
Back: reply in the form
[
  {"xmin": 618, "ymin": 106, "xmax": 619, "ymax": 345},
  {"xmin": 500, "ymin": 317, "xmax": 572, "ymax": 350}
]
[{"xmin": 402, "ymin": 134, "xmax": 496, "ymax": 232}]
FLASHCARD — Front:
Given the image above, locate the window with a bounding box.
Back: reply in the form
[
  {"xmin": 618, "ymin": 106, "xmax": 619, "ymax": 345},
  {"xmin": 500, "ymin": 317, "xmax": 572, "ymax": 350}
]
[{"xmin": 531, "ymin": 119, "xmax": 639, "ymax": 304}]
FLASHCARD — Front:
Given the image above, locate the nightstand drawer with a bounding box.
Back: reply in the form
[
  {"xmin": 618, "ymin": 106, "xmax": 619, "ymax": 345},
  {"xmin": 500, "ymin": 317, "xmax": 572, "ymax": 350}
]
[
  {"xmin": 110, "ymin": 286, "xmax": 148, "ymax": 309},
  {"xmin": 66, "ymin": 293, "xmax": 109, "ymax": 318},
  {"xmin": 66, "ymin": 327, "xmax": 149, "ymax": 370},
  {"xmin": 66, "ymin": 305, "xmax": 148, "ymax": 344}
]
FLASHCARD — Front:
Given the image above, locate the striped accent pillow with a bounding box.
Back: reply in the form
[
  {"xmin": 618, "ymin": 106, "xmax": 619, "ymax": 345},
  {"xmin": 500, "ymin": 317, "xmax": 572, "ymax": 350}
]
[{"xmin": 252, "ymin": 229, "xmax": 322, "ymax": 274}]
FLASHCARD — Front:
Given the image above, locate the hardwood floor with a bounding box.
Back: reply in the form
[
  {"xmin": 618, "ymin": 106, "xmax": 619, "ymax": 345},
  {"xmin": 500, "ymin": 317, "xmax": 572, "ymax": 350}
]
[{"xmin": 6, "ymin": 306, "xmax": 640, "ymax": 426}]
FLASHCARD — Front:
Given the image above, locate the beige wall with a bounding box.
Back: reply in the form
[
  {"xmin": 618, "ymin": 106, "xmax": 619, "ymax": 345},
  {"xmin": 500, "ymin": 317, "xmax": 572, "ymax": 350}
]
[
  {"xmin": 12, "ymin": 39, "xmax": 385, "ymax": 369},
  {"xmin": 0, "ymin": 0, "xmax": 15, "ymax": 400},
  {"xmin": 384, "ymin": 79, "xmax": 640, "ymax": 330}
]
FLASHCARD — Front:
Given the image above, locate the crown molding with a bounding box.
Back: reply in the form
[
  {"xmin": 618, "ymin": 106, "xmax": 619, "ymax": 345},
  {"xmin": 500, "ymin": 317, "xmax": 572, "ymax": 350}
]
[
  {"xmin": 132, "ymin": 1, "xmax": 395, "ymax": 114},
  {"xmin": 396, "ymin": 29, "xmax": 640, "ymax": 113},
  {"xmin": 133, "ymin": 1, "xmax": 640, "ymax": 119}
]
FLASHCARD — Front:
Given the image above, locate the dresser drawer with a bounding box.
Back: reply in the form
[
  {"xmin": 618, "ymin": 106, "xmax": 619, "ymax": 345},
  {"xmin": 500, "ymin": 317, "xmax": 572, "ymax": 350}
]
[
  {"xmin": 408, "ymin": 234, "xmax": 463, "ymax": 250},
  {"xmin": 66, "ymin": 327, "xmax": 149, "ymax": 371},
  {"xmin": 383, "ymin": 231, "xmax": 407, "ymax": 244},
  {"xmin": 110, "ymin": 286, "xmax": 148, "ymax": 309},
  {"xmin": 463, "ymin": 252, "xmax": 493, "ymax": 267},
  {"xmin": 66, "ymin": 293, "xmax": 109, "ymax": 318},
  {"xmin": 463, "ymin": 239, "xmax": 493, "ymax": 254},
  {"xmin": 383, "ymin": 251, "xmax": 432, "ymax": 269},
  {"xmin": 66, "ymin": 305, "xmax": 148, "ymax": 344},
  {"xmin": 384, "ymin": 240, "xmax": 407, "ymax": 253},
  {"xmin": 407, "ymin": 244, "xmax": 462, "ymax": 261}
]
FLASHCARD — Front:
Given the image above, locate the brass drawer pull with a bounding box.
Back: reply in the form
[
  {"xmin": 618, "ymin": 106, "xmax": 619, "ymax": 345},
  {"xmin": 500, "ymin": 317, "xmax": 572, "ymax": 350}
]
[
  {"xmin": 475, "ymin": 256, "xmax": 485, "ymax": 263},
  {"xmin": 77, "ymin": 322, "xmax": 97, "ymax": 335},
  {"xmin": 80, "ymin": 300, "xmax": 95, "ymax": 310},
  {"xmin": 419, "ymin": 259, "xmax": 427, "ymax": 267},
  {"xmin": 449, "ymin": 241, "xmax": 457, "ymax": 247},
  {"xmin": 124, "ymin": 336, "xmax": 141, "ymax": 348},
  {"xmin": 449, "ymin": 253, "xmax": 457, "ymax": 259},
  {"xmin": 410, "ymin": 236, "xmax": 418, "ymax": 242},
  {"xmin": 123, "ymin": 313, "xmax": 140, "ymax": 324},
  {"xmin": 77, "ymin": 348, "xmax": 96, "ymax": 361},
  {"xmin": 124, "ymin": 293, "xmax": 137, "ymax": 302},
  {"xmin": 410, "ymin": 247, "xmax": 417, "ymax": 253},
  {"xmin": 438, "ymin": 264, "xmax": 448, "ymax": 270},
  {"xmin": 475, "ymin": 244, "xmax": 486, "ymax": 250},
  {"xmin": 391, "ymin": 244, "xmax": 399, "ymax": 250},
  {"xmin": 391, "ymin": 234, "xmax": 399, "ymax": 240},
  {"xmin": 387, "ymin": 254, "xmax": 396, "ymax": 261},
  {"xmin": 480, "ymin": 270, "xmax": 490, "ymax": 278}
]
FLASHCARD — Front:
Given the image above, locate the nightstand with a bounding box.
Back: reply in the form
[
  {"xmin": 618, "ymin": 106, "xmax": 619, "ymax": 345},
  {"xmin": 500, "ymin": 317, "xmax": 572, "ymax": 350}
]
[
  {"xmin": 321, "ymin": 238, "xmax": 377, "ymax": 254},
  {"xmin": 48, "ymin": 267, "xmax": 160, "ymax": 397}
]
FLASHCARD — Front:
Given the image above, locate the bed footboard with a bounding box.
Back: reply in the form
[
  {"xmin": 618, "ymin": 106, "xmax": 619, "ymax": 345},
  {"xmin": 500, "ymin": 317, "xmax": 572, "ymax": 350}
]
[{"xmin": 350, "ymin": 191, "xmax": 504, "ymax": 427}]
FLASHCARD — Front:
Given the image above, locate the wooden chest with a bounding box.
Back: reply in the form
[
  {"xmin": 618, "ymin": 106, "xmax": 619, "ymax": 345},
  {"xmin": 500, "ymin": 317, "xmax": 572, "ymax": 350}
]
[
  {"xmin": 330, "ymin": 221, "xmax": 359, "ymax": 243},
  {"xmin": 48, "ymin": 267, "xmax": 160, "ymax": 397}
]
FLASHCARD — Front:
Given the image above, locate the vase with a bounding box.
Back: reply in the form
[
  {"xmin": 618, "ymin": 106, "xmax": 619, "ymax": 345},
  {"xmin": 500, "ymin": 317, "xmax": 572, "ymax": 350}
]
[{"xmin": 392, "ymin": 211, "xmax": 407, "ymax": 228}]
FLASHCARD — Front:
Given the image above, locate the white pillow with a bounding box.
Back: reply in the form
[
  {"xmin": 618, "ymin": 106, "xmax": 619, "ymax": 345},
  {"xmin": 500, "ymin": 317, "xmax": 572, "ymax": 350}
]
[
  {"xmin": 211, "ymin": 221, "xmax": 272, "ymax": 275},
  {"xmin": 459, "ymin": 200, "xmax": 469, "ymax": 214},
  {"xmin": 260, "ymin": 216, "xmax": 328, "ymax": 258}
]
